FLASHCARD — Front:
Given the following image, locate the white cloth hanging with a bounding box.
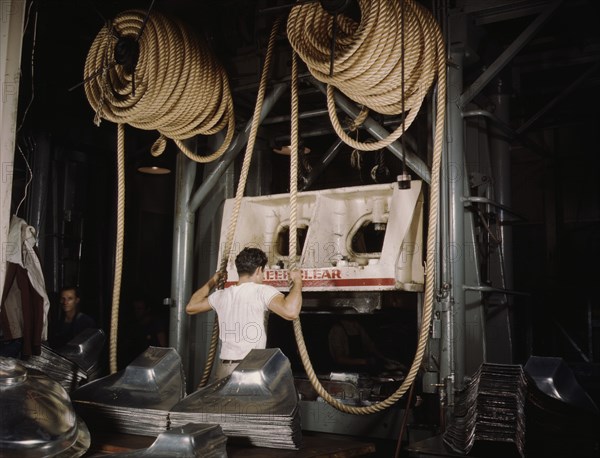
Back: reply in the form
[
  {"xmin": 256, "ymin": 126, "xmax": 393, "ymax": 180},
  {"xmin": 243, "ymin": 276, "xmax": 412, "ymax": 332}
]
[{"xmin": 1, "ymin": 215, "xmax": 50, "ymax": 340}]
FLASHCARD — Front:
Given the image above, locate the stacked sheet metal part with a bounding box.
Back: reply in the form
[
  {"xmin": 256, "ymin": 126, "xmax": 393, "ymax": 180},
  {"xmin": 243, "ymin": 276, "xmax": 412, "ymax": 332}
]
[
  {"xmin": 71, "ymin": 346, "xmax": 186, "ymax": 436},
  {"xmin": 170, "ymin": 348, "xmax": 302, "ymax": 450},
  {"xmin": 22, "ymin": 344, "xmax": 87, "ymax": 392},
  {"xmin": 22, "ymin": 328, "xmax": 106, "ymax": 392},
  {"xmin": 58, "ymin": 327, "xmax": 106, "ymax": 382},
  {"xmin": 524, "ymin": 356, "xmax": 600, "ymax": 457},
  {"xmin": 443, "ymin": 363, "xmax": 526, "ymax": 458},
  {"xmin": 104, "ymin": 423, "xmax": 227, "ymax": 457}
]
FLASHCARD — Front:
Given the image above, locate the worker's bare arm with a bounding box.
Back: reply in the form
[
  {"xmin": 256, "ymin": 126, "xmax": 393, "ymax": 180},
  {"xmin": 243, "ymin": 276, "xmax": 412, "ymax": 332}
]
[
  {"xmin": 268, "ymin": 269, "xmax": 303, "ymax": 320},
  {"xmin": 185, "ymin": 271, "xmax": 225, "ymax": 315}
]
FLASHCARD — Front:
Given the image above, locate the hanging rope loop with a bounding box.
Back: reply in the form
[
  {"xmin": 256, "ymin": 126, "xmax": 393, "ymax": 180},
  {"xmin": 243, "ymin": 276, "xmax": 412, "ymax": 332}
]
[
  {"xmin": 287, "ymin": 0, "xmax": 447, "ymax": 414},
  {"xmin": 196, "ymin": 17, "xmax": 283, "ymax": 388},
  {"xmin": 84, "ymin": 9, "xmax": 236, "ymax": 163}
]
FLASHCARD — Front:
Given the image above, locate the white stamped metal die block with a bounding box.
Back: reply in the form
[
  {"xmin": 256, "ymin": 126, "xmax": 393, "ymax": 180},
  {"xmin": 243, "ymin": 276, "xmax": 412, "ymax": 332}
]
[{"xmin": 217, "ymin": 182, "xmax": 424, "ymax": 292}]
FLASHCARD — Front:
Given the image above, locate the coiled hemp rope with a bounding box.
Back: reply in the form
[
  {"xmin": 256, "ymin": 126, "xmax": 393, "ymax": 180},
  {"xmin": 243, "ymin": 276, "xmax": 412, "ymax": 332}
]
[
  {"xmin": 287, "ymin": 0, "xmax": 441, "ymax": 152},
  {"xmin": 84, "ymin": 9, "xmax": 236, "ymax": 373},
  {"xmin": 288, "ymin": 0, "xmax": 447, "ymax": 414},
  {"xmin": 84, "ymin": 9, "xmax": 235, "ymax": 162}
]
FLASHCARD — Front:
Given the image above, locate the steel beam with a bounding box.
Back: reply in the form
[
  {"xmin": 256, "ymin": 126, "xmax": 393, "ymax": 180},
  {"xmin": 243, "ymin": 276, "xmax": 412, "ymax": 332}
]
[
  {"xmin": 188, "ymin": 82, "xmax": 288, "ymax": 213},
  {"xmin": 459, "ymin": 0, "xmax": 562, "ymax": 107},
  {"xmin": 517, "ymin": 62, "xmax": 599, "ymax": 134},
  {"xmin": 448, "ymin": 50, "xmax": 466, "ymax": 391},
  {"xmin": 300, "ymin": 138, "xmax": 345, "ymax": 191},
  {"xmin": 263, "ymin": 107, "xmax": 329, "ymax": 125},
  {"xmin": 310, "ymin": 79, "xmax": 431, "ymax": 184},
  {"xmin": 170, "ymin": 149, "xmax": 197, "ymax": 366},
  {"xmin": 462, "ymin": 196, "xmax": 525, "ymax": 221}
]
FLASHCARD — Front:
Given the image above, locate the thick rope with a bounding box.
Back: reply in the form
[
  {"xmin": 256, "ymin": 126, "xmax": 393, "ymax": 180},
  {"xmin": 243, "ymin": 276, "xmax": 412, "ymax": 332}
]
[
  {"xmin": 109, "ymin": 124, "xmax": 126, "ymax": 374},
  {"xmin": 289, "ymin": 0, "xmax": 446, "ymax": 414},
  {"xmin": 84, "ymin": 9, "xmax": 236, "ymax": 373},
  {"xmin": 288, "ymin": 51, "xmax": 300, "ymax": 270},
  {"xmin": 197, "ymin": 18, "xmax": 282, "ymax": 388},
  {"xmin": 287, "ymin": 0, "xmax": 438, "ymax": 151},
  {"xmin": 84, "ymin": 9, "xmax": 235, "ymax": 162}
]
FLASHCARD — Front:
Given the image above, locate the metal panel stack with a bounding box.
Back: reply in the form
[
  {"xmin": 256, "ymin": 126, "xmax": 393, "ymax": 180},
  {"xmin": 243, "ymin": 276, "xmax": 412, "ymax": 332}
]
[
  {"xmin": 105, "ymin": 423, "xmax": 228, "ymax": 457},
  {"xmin": 22, "ymin": 328, "xmax": 106, "ymax": 392},
  {"xmin": 170, "ymin": 348, "xmax": 302, "ymax": 450},
  {"xmin": 70, "ymin": 346, "xmax": 186, "ymax": 436},
  {"xmin": 57, "ymin": 327, "xmax": 106, "ymax": 382},
  {"xmin": 443, "ymin": 358, "xmax": 600, "ymax": 457},
  {"xmin": 443, "ymin": 363, "xmax": 527, "ymax": 457}
]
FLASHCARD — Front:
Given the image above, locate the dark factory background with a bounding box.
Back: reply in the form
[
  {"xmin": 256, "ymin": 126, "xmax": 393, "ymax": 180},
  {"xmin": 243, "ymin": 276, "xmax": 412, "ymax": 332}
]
[{"xmin": 7, "ymin": 0, "xmax": 600, "ymax": 399}]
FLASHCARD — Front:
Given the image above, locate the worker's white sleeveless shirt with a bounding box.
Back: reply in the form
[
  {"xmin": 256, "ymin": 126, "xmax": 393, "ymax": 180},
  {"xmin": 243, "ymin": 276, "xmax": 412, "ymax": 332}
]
[{"xmin": 208, "ymin": 282, "xmax": 282, "ymax": 360}]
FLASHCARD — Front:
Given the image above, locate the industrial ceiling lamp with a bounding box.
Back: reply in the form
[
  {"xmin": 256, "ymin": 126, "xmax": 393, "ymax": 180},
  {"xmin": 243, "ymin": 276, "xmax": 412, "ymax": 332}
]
[
  {"xmin": 138, "ymin": 164, "xmax": 171, "ymax": 175},
  {"xmin": 137, "ymin": 153, "xmax": 172, "ymax": 175},
  {"xmin": 138, "ymin": 143, "xmax": 171, "ymax": 175}
]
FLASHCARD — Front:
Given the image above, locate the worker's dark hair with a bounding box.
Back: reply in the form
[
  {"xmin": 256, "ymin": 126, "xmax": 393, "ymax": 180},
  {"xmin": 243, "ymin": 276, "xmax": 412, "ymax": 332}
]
[
  {"xmin": 60, "ymin": 285, "xmax": 81, "ymax": 299},
  {"xmin": 235, "ymin": 247, "xmax": 268, "ymax": 276}
]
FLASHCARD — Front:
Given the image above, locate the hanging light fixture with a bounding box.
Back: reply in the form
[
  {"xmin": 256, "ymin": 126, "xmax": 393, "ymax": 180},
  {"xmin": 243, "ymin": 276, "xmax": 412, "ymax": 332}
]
[
  {"xmin": 137, "ymin": 149, "xmax": 172, "ymax": 175},
  {"xmin": 137, "ymin": 161, "xmax": 171, "ymax": 175}
]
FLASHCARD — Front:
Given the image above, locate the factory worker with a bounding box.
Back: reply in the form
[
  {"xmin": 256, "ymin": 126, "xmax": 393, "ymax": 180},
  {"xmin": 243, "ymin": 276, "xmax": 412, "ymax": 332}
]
[
  {"xmin": 49, "ymin": 286, "xmax": 96, "ymax": 350},
  {"xmin": 186, "ymin": 247, "xmax": 303, "ymax": 379}
]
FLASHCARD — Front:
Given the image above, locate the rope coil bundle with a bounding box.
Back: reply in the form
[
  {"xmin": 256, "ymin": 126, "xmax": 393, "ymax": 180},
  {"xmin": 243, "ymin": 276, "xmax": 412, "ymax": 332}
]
[
  {"xmin": 84, "ymin": 9, "xmax": 235, "ymax": 162},
  {"xmin": 287, "ymin": 0, "xmax": 442, "ymax": 152}
]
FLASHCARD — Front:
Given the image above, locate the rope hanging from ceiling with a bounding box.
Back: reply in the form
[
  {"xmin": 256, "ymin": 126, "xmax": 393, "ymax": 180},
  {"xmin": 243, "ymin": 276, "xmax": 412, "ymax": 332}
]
[
  {"xmin": 197, "ymin": 17, "xmax": 283, "ymax": 388},
  {"xmin": 83, "ymin": 9, "xmax": 236, "ymax": 373},
  {"xmin": 286, "ymin": 0, "xmax": 447, "ymax": 414}
]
